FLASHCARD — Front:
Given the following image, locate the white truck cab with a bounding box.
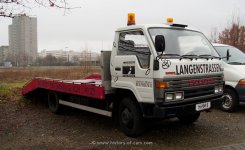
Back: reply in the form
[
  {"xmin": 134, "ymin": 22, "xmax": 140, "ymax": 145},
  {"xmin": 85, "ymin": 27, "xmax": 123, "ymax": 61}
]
[
  {"xmin": 213, "ymin": 43, "xmax": 245, "ymax": 112},
  {"xmin": 108, "ymin": 15, "xmax": 224, "ymax": 136}
]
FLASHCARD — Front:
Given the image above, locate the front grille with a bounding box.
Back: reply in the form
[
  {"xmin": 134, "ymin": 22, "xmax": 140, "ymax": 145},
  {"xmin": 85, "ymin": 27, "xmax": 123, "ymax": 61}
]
[
  {"xmin": 165, "ymin": 74, "xmax": 223, "ymax": 100},
  {"xmin": 184, "ymin": 86, "xmax": 214, "ymax": 99}
]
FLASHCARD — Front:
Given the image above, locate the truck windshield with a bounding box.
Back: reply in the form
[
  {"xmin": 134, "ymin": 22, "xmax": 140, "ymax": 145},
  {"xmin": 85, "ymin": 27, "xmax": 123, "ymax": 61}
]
[
  {"xmin": 214, "ymin": 46, "xmax": 245, "ymax": 64},
  {"xmin": 148, "ymin": 28, "xmax": 219, "ymax": 57}
]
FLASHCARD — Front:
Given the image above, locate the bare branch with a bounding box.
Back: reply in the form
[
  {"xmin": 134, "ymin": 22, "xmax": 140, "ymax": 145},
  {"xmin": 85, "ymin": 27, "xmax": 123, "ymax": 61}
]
[
  {"xmin": 217, "ymin": 14, "xmax": 245, "ymax": 51},
  {"xmin": 0, "ymin": 0, "xmax": 80, "ymax": 18}
]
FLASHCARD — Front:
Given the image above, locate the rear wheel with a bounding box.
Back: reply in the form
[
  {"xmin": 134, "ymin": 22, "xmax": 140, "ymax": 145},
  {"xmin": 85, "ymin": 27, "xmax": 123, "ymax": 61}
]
[
  {"xmin": 221, "ymin": 88, "xmax": 238, "ymax": 112},
  {"xmin": 177, "ymin": 112, "xmax": 200, "ymax": 124},
  {"xmin": 119, "ymin": 97, "xmax": 144, "ymax": 137},
  {"xmin": 48, "ymin": 92, "xmax": 60, "ymax": 113}
]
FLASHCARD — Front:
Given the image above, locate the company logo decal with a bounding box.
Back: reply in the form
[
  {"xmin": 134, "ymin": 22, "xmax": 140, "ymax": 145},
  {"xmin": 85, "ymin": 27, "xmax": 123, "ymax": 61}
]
[
  {"xmin": 123, "ymin": 61, "xmax": 135, "ymax": 65},
  {"xmin": 123, "ymin": 66, "xmax": 135, "ymax": 77},
  {"xmin": 162, "ymin": 59, "xmax": 171, "ymax": 69},
  {"xmin": 165, "ymin": 72, "xmax": 176, "ymax": 75},
  {"xmin": 136, "ymin": 81, "xmax": 152, "ymax": 87},
  {"xmin": 188, "ymin": 78, "xmax": 215, "ymax": 86},
  {"xmin": 176, "ymin": 64, "xmax": 222, "ymax": 75}
]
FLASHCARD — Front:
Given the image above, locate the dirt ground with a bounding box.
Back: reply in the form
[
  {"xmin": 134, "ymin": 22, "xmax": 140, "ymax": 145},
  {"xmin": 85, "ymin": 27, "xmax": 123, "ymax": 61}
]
[{"xmin": 1, "ymin": 97, "xmax": 245, "ymax": 150}]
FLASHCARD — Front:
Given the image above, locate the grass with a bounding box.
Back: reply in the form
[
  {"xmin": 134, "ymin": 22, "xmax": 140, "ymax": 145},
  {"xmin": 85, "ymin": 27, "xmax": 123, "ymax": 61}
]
[
  {"xmin": 0, "ymin": 66, "xmax": 100, "ymax": 82},
  {"xmin": 0, "ymin": 66, "xmax": 100, "ymax": 104},
  {"xmin": 0, "ymin": 81, "xmax": 26, "ymax": 101}
]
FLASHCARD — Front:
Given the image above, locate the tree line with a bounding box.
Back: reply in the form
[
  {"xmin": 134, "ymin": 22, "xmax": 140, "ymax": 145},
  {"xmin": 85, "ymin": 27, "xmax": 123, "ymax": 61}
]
[
  {"xmin": 210, "ymin": 15, "xmax": 245, "ymax": 52},
  {"xmin": 34, "ymin": 54, "xmax": 100, "ymax": 66}
]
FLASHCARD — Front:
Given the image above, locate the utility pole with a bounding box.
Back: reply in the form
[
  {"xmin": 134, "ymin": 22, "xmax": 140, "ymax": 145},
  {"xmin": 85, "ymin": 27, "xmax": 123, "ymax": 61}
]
[{"xmin": 65, "ymin": 46, "xmax": 69, "ymax": 66}]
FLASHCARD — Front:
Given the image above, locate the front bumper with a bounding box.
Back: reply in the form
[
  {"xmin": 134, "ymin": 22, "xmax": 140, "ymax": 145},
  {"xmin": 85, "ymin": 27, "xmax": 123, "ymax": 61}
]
[
  {"xmin": 235, "ymin": 85, "xmax": 245, "ymax": 102},
  {"xmin": 141, "ymin": 95, "xmax": 223, "ymax": 118}
]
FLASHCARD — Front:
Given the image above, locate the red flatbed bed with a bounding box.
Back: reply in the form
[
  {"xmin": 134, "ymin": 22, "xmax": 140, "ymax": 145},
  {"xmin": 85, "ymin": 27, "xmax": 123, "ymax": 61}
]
[{"xmin": 21, "ymin": 74, "xmax": 105, "ymax": 100}]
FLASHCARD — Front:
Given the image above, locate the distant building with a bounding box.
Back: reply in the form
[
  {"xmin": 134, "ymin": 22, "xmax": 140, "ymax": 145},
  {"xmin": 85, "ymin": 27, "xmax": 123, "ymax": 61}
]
[
  {"xmin": 38, "ymin": 49, "xmax": 100, "ymax": 64},
  {"xmin": 39, "ymin": 49, "xmax": 82, "ymax": 63},
  {"xmin": 0, "ymin": 46, "xmax": 10, "ymax": 65},
  {"xmin": 9, "ymin": 14, "xmax": 37, "ymax": 66},
  {"xmin": 39, "ymin": 49, "xmax": 68, "ymax": 59},
  {"xmin": 4, "ymin": 62, "xmax": 12, "ymax": 67},
  {"xmin": 80, "ymin": 50, "xmax": 100, "ymax": 62}
]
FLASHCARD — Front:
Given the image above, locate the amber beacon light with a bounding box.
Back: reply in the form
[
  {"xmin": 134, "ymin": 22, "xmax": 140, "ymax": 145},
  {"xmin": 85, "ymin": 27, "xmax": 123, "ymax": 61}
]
[
  {"xmin": 127, "ymin": 13, "xmax": 136, "ymax": 26},
  {"xmin": 167, "ymin": 18, "xmax": 174, "ymax": 23}
]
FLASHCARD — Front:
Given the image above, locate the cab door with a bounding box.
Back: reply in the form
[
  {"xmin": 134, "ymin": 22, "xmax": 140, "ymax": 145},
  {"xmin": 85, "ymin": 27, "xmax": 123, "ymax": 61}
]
[{"xmin": 111, "ymin": 30, "xmax": 154, "ymax": 103}]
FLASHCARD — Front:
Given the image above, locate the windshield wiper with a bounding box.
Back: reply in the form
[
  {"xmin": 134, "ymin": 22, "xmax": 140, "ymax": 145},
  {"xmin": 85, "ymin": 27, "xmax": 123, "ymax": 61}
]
[
  {"xmin": 228, "ymin": 62, "xmax": 245, "ymax": 65},
  {"xmin": 199, "ymin": 55, "xmax": 221, "ymax": 60},
  {"xmin": 156, "ymin": 53, "xmax": 180, "ymax": 60},
  {"xmin": 212, "ymin": 56, "xmax": 222, "ymax": 60},
  {"xmin": 180, "ymin": 54, "xmax": 198, "ymax": 60}
]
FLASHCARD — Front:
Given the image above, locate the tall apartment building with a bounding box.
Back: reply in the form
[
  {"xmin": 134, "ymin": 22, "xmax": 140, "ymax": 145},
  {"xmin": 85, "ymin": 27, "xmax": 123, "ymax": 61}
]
[
  {"xmin": 0, "ymin": 46, "xmax": 10, "ymax": 65},
  {"xmin": 9, "ymin": 14, "xmax": 37, "ymax": 66}
]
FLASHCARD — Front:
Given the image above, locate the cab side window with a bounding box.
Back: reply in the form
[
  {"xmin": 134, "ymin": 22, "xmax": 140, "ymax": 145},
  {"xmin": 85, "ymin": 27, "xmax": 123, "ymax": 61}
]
[{"xmin": 118, "ymin": 31, "xmax": 151, "ymax": 69}]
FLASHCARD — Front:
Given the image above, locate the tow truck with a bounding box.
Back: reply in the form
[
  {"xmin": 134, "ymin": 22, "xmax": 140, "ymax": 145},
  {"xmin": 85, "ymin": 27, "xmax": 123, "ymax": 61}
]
[{"xmin": 22, "ymin": 14, "xmax": 224, "ymax": 137}]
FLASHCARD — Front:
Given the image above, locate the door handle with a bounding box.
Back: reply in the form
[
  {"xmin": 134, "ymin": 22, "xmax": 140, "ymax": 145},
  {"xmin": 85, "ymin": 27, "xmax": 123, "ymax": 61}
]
[{"xmin": 115, "ymin": 67, "xmax": 121, "ymax": 71}]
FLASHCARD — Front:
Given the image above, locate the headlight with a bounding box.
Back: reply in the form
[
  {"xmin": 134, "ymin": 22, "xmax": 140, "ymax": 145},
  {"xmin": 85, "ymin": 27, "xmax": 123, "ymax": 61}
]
[
  {"xmin": 165, "ymin": 93, "xmax": 174, "ymax": 101},
  {"xmin": 239, "ymin": 79, "xmax": 245, "ymax": 85},
  {"xmin": 175, "ymin": 92, "xmax": 184, "ymax": 100},
  {"xmin": 165, "ymin": 91, "xmax": 184, "ymax": 102},
  {"xmin": 218, "ymin": 86, "xmax": 223, "ymax": 93},
  {"xmin": 214, "ymin": 86, "xmax": 223, "ymax": 93},
  {"xmin": 214, "ymin": 86, "xmax": 219, "ymax": 93}
]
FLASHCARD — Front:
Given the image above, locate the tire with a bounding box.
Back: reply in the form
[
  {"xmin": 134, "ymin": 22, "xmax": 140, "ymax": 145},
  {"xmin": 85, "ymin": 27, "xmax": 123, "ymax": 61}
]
[
  {"xmin": 221, "ymin": 88, "xmax": 238, "ymax": 112},
  {"xmin": 48, "ymin": 92, "xmax": 60, "ymax": 113},
  {"xmin": 118, "ymin": 97, "xmax": 144, "ymax": 137},
  {"xmin": 177, "ymin": 112, "xmax": 200, "ymax": 124}
]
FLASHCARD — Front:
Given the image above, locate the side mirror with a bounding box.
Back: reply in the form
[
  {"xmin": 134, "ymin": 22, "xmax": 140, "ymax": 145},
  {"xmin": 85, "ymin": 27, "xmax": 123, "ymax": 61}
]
[
  {"xmin": 226, "ymin": 49, "xmax": 230, "ymax": 61},
  {"xmin": 155, "ymin": 35, "xmax": 165, "ymax": 53}
]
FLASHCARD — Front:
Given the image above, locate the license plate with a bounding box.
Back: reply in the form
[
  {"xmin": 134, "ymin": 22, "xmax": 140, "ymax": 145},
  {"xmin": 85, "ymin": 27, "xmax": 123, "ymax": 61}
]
[{"xmin": 195, "ymin": 102, "xmax": 211, "ymax": 111}]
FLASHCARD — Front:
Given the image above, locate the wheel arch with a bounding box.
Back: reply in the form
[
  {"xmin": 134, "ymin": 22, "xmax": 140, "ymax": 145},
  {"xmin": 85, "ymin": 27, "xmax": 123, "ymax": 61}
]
[
  {"xmin": 221, "ymin": 84, "xmax": 239, "ymax": 112},
  {"xmin": 112, "ymin": 88, "xmax": 143, "ymax": 120},
  {"xmin": 225, "ymin": 85, "xmax": 239, "ymax": 99}
]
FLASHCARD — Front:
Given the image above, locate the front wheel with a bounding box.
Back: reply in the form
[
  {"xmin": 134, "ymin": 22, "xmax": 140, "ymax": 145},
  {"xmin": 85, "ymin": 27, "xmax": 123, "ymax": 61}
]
[
  {"xmin": 221, "ymin": 88, "xmax": 238, "ymax": 112},
  {"xmin": 177, "ymin": 112, "xmax": 200, "ymax": 124},
  {"xmin": 119, "ymin": 97, "xmax": 144, "ymax": 137}
]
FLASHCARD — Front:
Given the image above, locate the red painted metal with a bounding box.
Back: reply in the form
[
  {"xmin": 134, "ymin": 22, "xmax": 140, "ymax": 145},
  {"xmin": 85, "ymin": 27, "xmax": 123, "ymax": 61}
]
[
  {"xmin": 188, "ymin": 78, "xmax": 215, "ymax": 86},
  {"xmin": 22, "ymin": 77, "xmax": 105, "ymax": 100},
  {"xmin": 84, "ymin": 73, "xmax": 101, "ymax": 80}
]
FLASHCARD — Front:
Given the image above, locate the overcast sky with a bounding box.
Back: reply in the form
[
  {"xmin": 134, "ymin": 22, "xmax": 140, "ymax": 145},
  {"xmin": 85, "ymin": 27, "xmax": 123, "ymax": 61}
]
[{"xmin": 0, "ymin": 0, "xmax": 245, "ymax": 52}]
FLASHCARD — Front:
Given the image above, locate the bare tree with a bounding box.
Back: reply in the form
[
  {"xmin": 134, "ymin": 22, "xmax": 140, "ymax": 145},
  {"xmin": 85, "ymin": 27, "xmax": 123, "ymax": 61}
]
[
  {"xmin": 0, "ymin": 0, "xmax": 79, "ymax": 18},
  {"xmin": 44, "ymin": 54, "xmax": 57, "ymax": 66},
  {"xmin": 217, "ymin": 15, "xmax": 245, "ymax": 51},
  {"xmin": 71, "ymin": 55, "xmax": 80, "ymax": 65},
  {"xmin": 209, "ymin": 27, "xmax": 219, "ymax": 43}
]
